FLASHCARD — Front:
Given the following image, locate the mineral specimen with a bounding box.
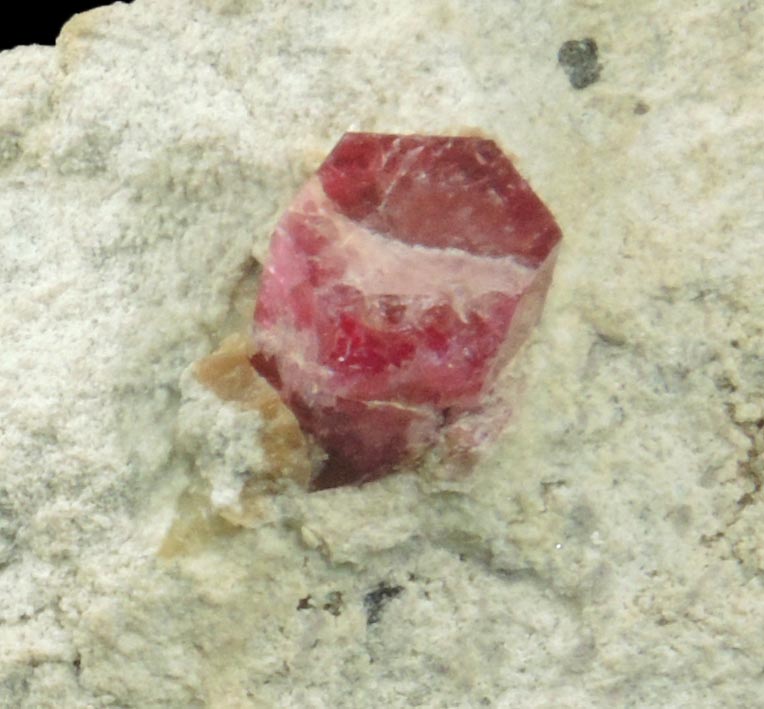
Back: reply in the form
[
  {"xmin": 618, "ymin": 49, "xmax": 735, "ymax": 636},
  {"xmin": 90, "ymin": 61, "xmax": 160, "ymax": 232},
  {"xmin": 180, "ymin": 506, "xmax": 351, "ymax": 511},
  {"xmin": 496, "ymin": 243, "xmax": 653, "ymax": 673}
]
[{"xmin": 251, "ymin": 132, "xmax": 562, "ymax": 489}]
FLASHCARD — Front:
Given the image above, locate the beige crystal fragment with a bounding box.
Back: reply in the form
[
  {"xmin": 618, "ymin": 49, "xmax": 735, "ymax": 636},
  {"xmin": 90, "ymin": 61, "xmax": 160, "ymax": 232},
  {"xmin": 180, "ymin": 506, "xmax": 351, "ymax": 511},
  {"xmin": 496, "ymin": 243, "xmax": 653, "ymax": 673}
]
[
  {"xmin": 158, "ymin": 486, "xmax": 240, "ymax": 558},
  {"xmin": 193, "ymin": 333, "xmax": 313, "ymax": 489},
  {"xmin": 160, "ymin": 334, "xmax": 314, "ymax": 556}
]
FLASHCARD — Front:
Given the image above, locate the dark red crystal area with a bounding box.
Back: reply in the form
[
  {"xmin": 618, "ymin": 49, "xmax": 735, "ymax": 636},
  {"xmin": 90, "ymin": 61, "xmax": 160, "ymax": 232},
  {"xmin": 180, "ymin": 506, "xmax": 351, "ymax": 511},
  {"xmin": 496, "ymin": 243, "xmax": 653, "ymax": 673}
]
[
  {"xmin": 319, "ymin": 133, "xmax": 559, "ymax": 265},
  {"xmin": 251, "ymin": 133, "xmax": 562, "ymax": 490}
]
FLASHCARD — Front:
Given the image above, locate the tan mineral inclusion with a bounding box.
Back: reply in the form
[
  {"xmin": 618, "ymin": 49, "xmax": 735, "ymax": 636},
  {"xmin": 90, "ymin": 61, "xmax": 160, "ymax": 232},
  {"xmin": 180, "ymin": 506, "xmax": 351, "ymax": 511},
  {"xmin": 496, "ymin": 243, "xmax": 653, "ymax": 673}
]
[
  {"xmin": 193, "ymin": 333, "xmax": 312, "ymax": 488},
  {"xmin": 159, "ymin": 334, "xmax": 313, "ymax": 555}
]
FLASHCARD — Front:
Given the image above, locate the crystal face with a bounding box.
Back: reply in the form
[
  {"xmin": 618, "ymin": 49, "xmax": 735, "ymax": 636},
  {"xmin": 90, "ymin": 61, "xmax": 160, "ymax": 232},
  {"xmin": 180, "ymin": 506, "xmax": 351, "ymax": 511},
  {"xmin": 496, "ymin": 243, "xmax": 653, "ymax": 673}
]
[{"xmin": 251, "ymin": 132, "xmax": 562, "ymax": 489}]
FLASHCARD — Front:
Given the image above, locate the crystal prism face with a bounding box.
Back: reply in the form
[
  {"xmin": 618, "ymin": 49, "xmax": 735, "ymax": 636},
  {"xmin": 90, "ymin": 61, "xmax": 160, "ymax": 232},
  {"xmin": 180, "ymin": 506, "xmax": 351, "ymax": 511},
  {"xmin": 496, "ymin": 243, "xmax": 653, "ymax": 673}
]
[{"xmin": 251, "ymin": 133, "xmax": 562, "ymax": 490}]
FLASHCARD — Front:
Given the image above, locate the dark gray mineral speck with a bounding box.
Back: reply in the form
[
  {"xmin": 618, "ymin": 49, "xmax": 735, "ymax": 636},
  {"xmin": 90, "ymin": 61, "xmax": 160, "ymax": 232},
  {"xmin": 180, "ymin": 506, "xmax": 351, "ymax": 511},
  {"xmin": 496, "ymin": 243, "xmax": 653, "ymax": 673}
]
[
  {"xmin": 558, "ymin": 38, "xmax": 602, "ymax": 89},
  {"xmin": 364, "ymin": 583, "xmax": 404, "ymax": 625}
]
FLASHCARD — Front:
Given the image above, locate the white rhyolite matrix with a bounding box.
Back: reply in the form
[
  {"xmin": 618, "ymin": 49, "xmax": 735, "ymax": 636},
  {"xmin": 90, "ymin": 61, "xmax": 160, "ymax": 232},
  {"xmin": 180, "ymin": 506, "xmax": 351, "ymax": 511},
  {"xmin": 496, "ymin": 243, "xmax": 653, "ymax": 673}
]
[{"xmin": 1, "ymin": 1, "xmax": 762, "ymax": 707}]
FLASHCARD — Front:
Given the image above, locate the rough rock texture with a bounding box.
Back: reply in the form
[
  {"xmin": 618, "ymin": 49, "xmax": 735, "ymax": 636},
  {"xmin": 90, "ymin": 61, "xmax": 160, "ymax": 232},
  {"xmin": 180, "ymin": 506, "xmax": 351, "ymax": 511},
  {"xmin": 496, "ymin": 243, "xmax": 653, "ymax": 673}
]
[
  {"xmin": 252, "ymin": 132, "xmax": 562, "ymax": 489},
  {"xmin": 0, "ymin": 1, "xmax": 762, "ymax": 707}
]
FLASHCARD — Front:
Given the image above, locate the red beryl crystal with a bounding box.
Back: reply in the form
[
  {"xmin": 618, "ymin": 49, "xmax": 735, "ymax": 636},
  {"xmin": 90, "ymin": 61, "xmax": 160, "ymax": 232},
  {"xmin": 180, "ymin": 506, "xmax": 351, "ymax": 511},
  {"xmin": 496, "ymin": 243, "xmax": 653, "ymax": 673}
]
[{"xmin": 251, "ymin": 133, "xmax": 562, "ymax": 489}]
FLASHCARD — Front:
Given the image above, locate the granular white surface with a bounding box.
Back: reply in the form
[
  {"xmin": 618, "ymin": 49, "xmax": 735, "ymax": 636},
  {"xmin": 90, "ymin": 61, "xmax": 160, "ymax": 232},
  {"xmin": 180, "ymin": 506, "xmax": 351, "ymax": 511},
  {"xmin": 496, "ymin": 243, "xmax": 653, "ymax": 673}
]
[{"xmin": 1, "ymin": 1, "xmax": 762, "ymax": 706}]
